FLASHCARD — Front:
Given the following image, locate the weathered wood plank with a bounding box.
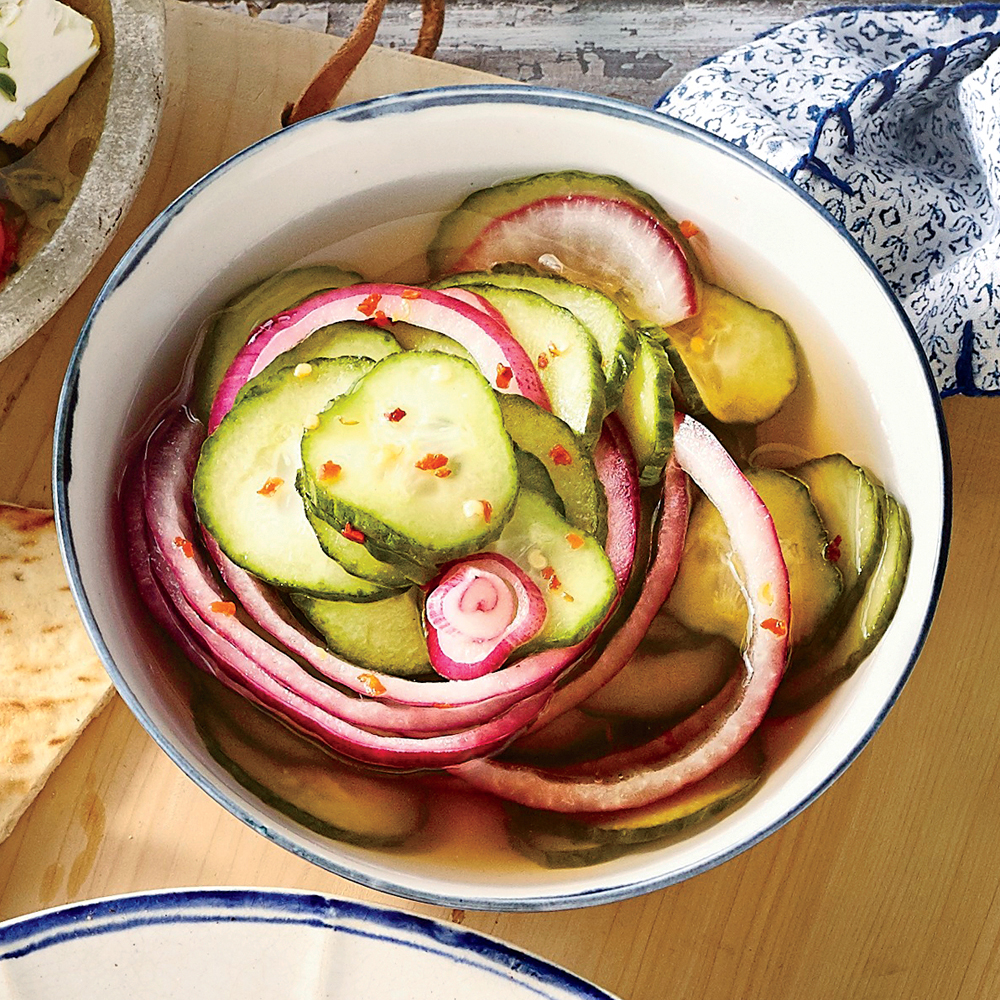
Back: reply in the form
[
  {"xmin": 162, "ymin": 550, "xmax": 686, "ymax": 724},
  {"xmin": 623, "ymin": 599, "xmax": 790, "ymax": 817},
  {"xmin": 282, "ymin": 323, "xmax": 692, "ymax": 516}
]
[{"xmin": 184, "ymin": 0, "xmax": 874, "ymax": 105}]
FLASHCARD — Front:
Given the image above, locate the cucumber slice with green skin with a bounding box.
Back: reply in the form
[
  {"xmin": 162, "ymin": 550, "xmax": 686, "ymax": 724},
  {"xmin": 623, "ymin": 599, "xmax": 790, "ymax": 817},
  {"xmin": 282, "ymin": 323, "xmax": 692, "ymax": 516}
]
[
  {"xmin": 289, "ymin": 588, "xmax": 434, "ymax": 678},
  {"xmin": 389, "ymin": 320, "xmax": 476, "ymax": 363},
  {"xmin": 579, "ymin": 632, "xmax": 738, "ymax": 722},
  {"xmin": 515, "ymin": 449, "xmax": 565, "ymax": 517},
  {"xmin": 437, "ymin": 268, "xmax": 637, "ymax": 412},
  {"xmin": 504, "ymin": 821, "xmax": 627, "ymax": 869},
  {"xmin": 460, "ymin": 284, "xmax": 606, "ymax": 445},
  {"xmin": 429, "ymin": 170, "xmax": 690, "ymax": 277},
  {"xmin": 193, "ymin": 357, "xmax": 399, "ymax": 600},
  {"xmin": 303, "ymin": 501, "xmax": 423, "ymax": 588},
  {"xmin": 240, "ymin": 321, "xmax": 401, "ymax": 399},
  {"xmin": 668, "ymin": 467, "xmax": 843, "ymax": 648},
  {"xmin": 498, "ymin": 394, "xmax": 607, "ymax": 543},
  {"xmin": 299, "ymin": 352, "xmax": 518, "ymax": 568},
  {"xmin": 791, "ymin": 454, "xmax": 884, "ymax": 599},
  {"xmin": 487, "ymin": 489, "xmax": 617, "ymax": 652},
  {"xmin": 772, "ymin": 490, "xmax": 911, "ymax": 714},
  {"xmin": 510, "ymin": 735, "xmax": 763, "ymax": 851},
  {"xmin": 194, "ymin": 692, "xmax": 427, "ymax": 847},
  {"xmin": 617, "ymin": 332, "xmax": 675, "ymax": 487},
  {"xmin": 191, "ymin": 264, "xmax": 361, "ymax": 423},
  {"xmin": 666, "ymin": 282, "xmax": 798, "ymax": 424}
]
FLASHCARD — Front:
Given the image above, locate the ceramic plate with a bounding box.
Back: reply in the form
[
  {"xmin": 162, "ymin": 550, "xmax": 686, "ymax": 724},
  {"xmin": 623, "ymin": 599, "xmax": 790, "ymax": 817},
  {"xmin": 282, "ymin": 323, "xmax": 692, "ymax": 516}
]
[
  {"xmin": 0, "ymin": 0, "xmax": 165, "ymax": 360},
  {"xmin": 0, "ymin": 888, "xmax": 617, "ymax": 998}
]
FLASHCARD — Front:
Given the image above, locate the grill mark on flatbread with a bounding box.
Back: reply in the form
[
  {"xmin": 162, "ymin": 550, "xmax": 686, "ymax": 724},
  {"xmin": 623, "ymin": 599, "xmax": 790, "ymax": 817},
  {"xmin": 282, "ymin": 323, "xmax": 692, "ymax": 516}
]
[{"xmin": 0, "ymin": 503, "xmax": 114, "ymax": 842}]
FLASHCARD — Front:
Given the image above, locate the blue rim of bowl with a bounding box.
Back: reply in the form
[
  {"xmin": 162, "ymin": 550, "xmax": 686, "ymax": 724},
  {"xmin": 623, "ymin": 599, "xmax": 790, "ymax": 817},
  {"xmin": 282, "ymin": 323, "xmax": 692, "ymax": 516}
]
[
  {"xmin": 0, "ymin": 887, "xmax": 617, "ymax": 998},
  {"xmin": 53, "ymin": 83, "xmax": 952, "ymax": 913}
]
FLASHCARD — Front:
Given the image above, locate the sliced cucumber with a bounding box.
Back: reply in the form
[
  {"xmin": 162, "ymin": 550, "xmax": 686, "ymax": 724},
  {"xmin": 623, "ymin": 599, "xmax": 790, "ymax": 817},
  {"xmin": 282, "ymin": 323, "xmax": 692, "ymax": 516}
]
[
  {"xmin": 457, "ymin": 284, "xmax": 606, "ymax": 445},
  {"xmin": 487, "ymin": 489, "xmax": 617, "ymax": 651},
  {"xmin": 498, "ymin": 393, "xmax": 607, "ymax": 543},
  {"xmin": 668, "ymin": 468, "xmax": 843, "ymax": 647},
  {"xmin": 666, "ymin": 282, "xmax": 798, "ymax": 424},
  {"xmin": 791, "ymin": 454, "xmax": 884, "ymax": 599},
  {"xmin": 579, "ymin": 632, "xmax": 738, "ymax": 722},
  {"xmin": 389, "ymin": 320, "xmax": 476, "ymax": 363},
  {"xmin": 438, "ymin": 268, "xmax": 636, "ymax": 412},
  {"xmin": 546, "ymin": 736, "xmax": 764, "ymax": 847},
  {"xmin": 299, "ymin": 352, "xmax": 518, "ymax": 568},
  {"xmin": 617, "ymin": 332, "xmax": 675, "ymax": 487},
  {"xmin": 499, "ymin": 709, "xmax": 614, "ymax": 767},
  {"xmin": 773, "ymin": 490, "xmax": 911, "ymax": 713},
  {"xmin": 193, "ymin": 357, "xmax": 399, "ymax": 600},
  {"xmin": 290, "ymin": 588, "xmax": 433, "ymax": 678},
  {"xmin": 504, "ymin": 821, "xmax": 627, "ymax": 869},
  {"xmin": 195, "ymin": 691, "xmax": 426, "ymax": 847},
  {"xmin": 503, "ymin": 736, "xmax": 763, "ymax": 866},
  {"xmin": 303, "ymin": 501, "xmax": 421, "ymax": 588},
  {"xmin": 240, "ymin": 320, "xmax": 401, "ymax": 399},
  {"xmin": 515, "ymin": 449, "xmax": 565, "ymax": 517},
  {"xmin": 192, "ymin": 264, "xmax": 361, "ymax": 423}
]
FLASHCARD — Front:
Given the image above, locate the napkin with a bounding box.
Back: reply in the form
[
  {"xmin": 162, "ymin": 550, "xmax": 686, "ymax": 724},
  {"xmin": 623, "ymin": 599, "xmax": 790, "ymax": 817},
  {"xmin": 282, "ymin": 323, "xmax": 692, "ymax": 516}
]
[{"xmin": 655, "ymin": 4, "xmax": 1000, "ymax": 397}]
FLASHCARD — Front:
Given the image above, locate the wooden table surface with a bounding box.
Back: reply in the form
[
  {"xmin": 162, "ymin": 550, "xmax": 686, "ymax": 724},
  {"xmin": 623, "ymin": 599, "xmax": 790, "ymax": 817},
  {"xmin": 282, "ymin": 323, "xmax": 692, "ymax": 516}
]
[{"xmin": 2, "ymin": 3, "xmax": 1000, "ymax": 998}]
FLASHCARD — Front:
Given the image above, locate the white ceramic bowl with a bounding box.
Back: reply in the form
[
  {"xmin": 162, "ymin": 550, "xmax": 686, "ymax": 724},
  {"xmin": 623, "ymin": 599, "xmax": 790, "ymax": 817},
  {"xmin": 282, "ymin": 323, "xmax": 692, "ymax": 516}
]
[{"xmin": 54, "ymin": 86, "xmax": 950, "ymax": 911}]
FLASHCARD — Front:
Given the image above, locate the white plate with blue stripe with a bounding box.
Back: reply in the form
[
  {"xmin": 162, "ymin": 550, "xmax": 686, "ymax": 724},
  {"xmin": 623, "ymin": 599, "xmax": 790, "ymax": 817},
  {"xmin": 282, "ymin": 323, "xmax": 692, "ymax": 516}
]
[{"xmin": 0, "ymin": 888, "xmax": 617, "ymax": 998}]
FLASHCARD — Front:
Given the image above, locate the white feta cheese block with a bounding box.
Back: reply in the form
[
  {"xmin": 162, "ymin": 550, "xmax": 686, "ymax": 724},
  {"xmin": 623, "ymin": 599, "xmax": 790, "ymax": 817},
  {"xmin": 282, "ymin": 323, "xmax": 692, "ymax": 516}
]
[{"xmin": 0, "ymin": 0, "xmax": 100, "ymax": 148}]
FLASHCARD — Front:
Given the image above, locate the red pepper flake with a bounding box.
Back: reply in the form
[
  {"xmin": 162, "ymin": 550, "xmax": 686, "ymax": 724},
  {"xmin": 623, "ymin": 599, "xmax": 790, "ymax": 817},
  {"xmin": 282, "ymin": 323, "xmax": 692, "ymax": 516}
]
[
  {"xmin": 482, "ymin": 500, "xmax": 493, "ymax": 524},
  {"xmin": 342, "ymin": 522, "xmax": 366, "ymax": 544},
  {"xmin": 566, "ymin": 532, "xmax": 585, "ymax": 550},
  {"xmin": 319, "ymin": 461, "xmax": 342, "ymax": 481},
  {"xmin": 370, "ymin": 309, "xmax": 392, "ymax": 330},
  {"xmin": 679, "ymin": 219, "xmax": 700, "ymax": 239},
  {"xmin": 415, "ymin": 453, "xmax": 449, "ymax": 471},
  {"xmin": 540, "ymin": 566, "xmax": 555, "ymax": 580},
  {"xmin": 548, "ymin": 573, "xmax": 562, "ymax": 592},
  {"xmin": 435, "ymin": 468, "xmax": 453, "ymax": 479},
  {"xmin": 536, "ymin": 353, "xmax": 549, "ymax": 369},
  {"xmin": 402, "ymin": 288, "xmax": 422, "ymax": 300},
  {"xmin": 358, "ymin": 673, "xmax": 386, "ymax": 697},
  {"xmin": 257, "ymin": 476, "xmax": 284, "ymax": 497},
  {"xmin": 384, "ymin": 407, "xmax": 406, "ymax": 422},
  {"xmin": 210, "ymin": 601, "xmax": 237, "ymax": 616},
  {"xmin": 761, "ymin": 618, "xmax": 787, "ymax": 637},
  {"xmin": 549, "ymin": 444, "xmax": 573, "ymax": 466},
  {"xmin": 825, "ymin": 534, "xmax": 843, "ymax": 563},
  {"xmin": 173, "ymin": 536, "xmax": 194, "ymax": 559},
  {"xmin": 357, "ymin": 292, "xmax": 381, "ymax": 317},
  {"xmin": 496, "ymin": 364, "xmax": 513, "ymax": 390}
]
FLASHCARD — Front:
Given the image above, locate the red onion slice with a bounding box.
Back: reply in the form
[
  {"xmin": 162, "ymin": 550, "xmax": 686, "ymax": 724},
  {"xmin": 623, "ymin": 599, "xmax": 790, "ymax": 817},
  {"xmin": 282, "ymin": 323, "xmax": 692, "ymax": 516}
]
[
  {"xmin": 454, "ymin": 196, "xmax": 699, "ymax": 326},
  {"xmin": 208, "ymin": 283, "xmax": 549, "ymax": 432},
  {"xmin": 448, "ymin": 414, "xmax": 790, "ymax": 811},
  {"xmin": 425, "ymin": 554, "xmax": 547, "ymax": 680}
]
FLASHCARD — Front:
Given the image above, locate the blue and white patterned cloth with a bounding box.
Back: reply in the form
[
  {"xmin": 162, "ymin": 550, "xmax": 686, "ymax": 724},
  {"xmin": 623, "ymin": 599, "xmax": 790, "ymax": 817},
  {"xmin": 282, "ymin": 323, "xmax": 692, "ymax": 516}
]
[{"xmin": 655, "ymin": 3, "xmax": 1000, "ymax": 396}]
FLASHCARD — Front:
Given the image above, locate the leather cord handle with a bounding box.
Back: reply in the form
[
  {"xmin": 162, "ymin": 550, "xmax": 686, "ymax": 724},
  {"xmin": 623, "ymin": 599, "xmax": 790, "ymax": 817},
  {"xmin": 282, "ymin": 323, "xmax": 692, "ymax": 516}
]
[{"xmin": 282, "ymin": 0, "xmax": 446, "ymax": 127}]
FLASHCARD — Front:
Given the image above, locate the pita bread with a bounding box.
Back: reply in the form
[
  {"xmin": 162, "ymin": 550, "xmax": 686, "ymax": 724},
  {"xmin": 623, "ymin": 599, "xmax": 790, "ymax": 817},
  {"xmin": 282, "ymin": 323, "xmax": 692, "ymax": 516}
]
[{"xmin": 0, "ymin": 503, "xmax": 114, "ymax": 841}]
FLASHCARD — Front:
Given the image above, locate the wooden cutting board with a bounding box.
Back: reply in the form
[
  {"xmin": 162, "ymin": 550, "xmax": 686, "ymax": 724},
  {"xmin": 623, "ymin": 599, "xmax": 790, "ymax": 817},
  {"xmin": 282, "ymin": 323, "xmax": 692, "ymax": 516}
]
[
  {"xmin": 0, "ymin": 0, "xmax": 492, "ymax": 851},
  {"xmin": 1, "ymin": 7, "xmax": 999, "ymax": 1000}
]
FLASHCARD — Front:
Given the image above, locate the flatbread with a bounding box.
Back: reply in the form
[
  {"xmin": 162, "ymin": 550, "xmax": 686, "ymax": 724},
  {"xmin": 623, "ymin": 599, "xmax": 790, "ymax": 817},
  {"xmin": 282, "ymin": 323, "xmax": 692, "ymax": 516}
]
[{"xmin": 0, "ymin": 503, "xmax": 114, "ymax": 841}]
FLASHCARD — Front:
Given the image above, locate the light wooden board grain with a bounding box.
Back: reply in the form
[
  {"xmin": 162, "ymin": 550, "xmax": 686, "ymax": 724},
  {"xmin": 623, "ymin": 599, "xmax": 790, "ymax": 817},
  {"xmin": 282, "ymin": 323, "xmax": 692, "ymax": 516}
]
[{"xmin": 0, "ymin": 6, "xmax": 998, "ymax": 1000}]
